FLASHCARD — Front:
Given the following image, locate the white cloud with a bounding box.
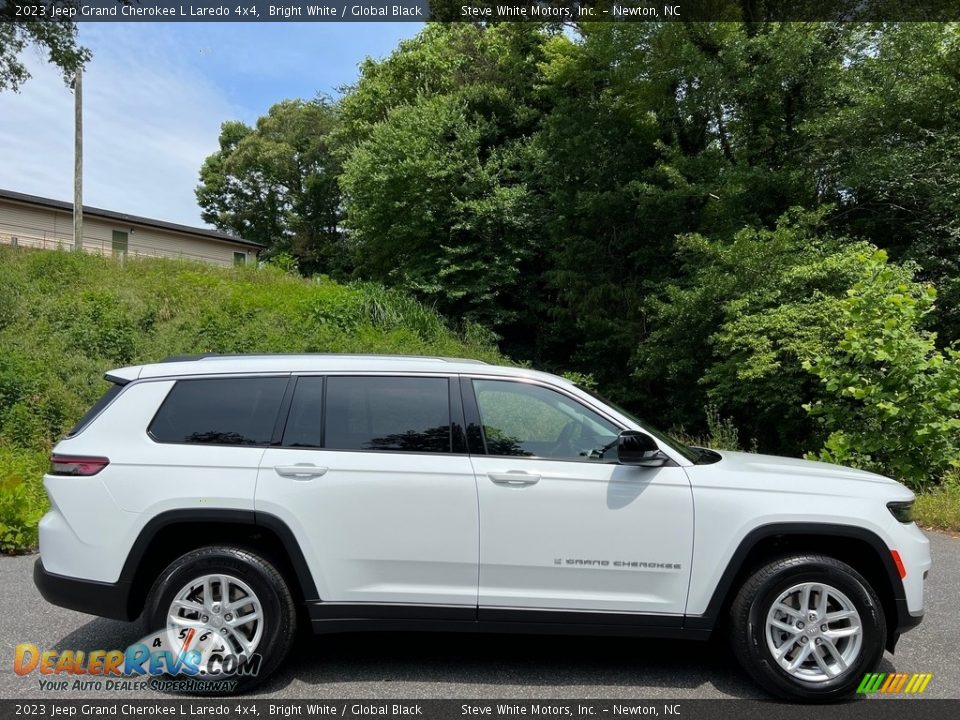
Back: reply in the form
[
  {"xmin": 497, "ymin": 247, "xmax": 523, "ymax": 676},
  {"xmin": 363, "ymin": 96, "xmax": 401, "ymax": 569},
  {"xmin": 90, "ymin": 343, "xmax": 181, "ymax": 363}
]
[{"xmin": 0, "ymin": 24, "xmax": 240, "ymax": 227}]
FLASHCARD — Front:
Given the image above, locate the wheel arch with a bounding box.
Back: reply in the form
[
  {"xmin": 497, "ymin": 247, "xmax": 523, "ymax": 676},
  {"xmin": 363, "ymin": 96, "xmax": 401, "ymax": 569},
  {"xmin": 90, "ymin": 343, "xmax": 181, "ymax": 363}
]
[
  {"xmin": 687, "ymin": 522, "xmax": 905, "ymax": 650},
  {"xmin": 119, "ymin": 509, "xmax": 319, "ymax": 620}
]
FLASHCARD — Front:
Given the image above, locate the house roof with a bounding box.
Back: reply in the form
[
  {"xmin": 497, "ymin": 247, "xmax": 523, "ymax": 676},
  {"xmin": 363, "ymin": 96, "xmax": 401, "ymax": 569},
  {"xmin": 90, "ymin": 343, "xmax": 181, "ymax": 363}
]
[{"xmin": 0, "ymin": 188, "xmax": 264, "ymax": 251}]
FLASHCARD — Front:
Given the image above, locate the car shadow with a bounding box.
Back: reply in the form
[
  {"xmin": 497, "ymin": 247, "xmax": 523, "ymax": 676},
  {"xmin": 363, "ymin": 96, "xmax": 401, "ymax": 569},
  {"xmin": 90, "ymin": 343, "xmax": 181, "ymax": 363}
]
[
  {"xmin": 53, "ymin": 616, "xmax": 145, "ymax": 653},
  {"xmin": 52, "ymin": 621, "xmax": 899, "ymax": 700},
  {"xmin": 253, "ymin": 632, "xmax": 764, "ymax": 698}
]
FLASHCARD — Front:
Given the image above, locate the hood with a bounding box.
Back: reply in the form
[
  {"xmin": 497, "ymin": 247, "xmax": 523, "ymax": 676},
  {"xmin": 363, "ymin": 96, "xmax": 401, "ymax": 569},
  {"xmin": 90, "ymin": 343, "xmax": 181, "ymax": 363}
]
[{"xmin": 705, "ymin": 449, "xmax": 903, "ymax": 489}]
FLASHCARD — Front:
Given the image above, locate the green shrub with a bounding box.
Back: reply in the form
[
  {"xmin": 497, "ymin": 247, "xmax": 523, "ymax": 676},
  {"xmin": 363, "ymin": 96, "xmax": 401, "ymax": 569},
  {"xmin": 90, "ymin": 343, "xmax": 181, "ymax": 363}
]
[
  {"xmin": 703, "ymin": 404, "xmax": 747, "ymax": 452},
  {"xmin": 803, "ymin": 250, "xmax": 960, "ymax": 488},
  {"xmin": 0, "ymin": 448, "xmax": 48, "ymax": 554},
  {"xmin": 670, "ymin": 404, "xmax": 752, "ymax": 452}
]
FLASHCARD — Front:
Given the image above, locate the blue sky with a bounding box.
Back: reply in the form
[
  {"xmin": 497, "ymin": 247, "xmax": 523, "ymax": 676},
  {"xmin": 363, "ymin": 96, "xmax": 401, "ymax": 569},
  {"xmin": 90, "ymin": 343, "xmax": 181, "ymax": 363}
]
[{"xmin": 0, "ymin": 22, "xmax": 422, "ymax": 226}]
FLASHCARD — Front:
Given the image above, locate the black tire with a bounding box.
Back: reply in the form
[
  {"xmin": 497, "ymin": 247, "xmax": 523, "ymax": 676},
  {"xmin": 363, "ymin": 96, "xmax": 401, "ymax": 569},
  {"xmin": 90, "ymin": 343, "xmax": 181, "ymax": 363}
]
[
  {"xmin": 729, "ymin": 554, "xmax": 886, "ymax": 702},
  {"xmin": 143, "ymin": 545, "xmax": 297, "ymax": 694}
]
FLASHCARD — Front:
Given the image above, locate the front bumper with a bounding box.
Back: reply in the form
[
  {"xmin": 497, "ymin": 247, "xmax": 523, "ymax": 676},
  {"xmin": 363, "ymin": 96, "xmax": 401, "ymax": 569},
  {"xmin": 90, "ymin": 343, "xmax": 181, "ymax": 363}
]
[
  {"xmin": 887, "ymin": 597, "xmax": 924, "ymax": 653},
  {"xmin": 33, "ymin": 559, "xmax": 136, "ymax": 622}
]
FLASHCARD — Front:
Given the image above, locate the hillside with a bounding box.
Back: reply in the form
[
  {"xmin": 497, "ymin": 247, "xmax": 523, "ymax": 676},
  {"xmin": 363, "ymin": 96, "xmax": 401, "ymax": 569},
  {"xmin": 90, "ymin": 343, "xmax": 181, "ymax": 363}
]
[{"xmin": 0, "ymin": 247, "xmax": 502, "ymax": 551}]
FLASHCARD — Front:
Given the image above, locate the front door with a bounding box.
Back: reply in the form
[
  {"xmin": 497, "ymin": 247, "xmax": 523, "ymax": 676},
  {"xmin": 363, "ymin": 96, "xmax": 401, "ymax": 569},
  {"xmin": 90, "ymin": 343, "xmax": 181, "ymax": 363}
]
[
  {"xmin": 256, "ymin": 374, "xmax": 479, "ymax": 608},
  {"xmin": 465, "ymin": 378, "xmax": 694, "ymax": 616}
]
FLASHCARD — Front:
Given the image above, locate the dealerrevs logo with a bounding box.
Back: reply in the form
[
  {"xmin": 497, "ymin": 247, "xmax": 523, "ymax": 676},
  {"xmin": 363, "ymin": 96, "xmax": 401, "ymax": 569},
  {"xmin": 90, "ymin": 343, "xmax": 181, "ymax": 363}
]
[
  {"xmin": 14, "ymin": 626, "xmax": 261, "ymax": 692},
  {"xmin": 857, "ymin": 672, "xmax": 933, "ymax": 694}
]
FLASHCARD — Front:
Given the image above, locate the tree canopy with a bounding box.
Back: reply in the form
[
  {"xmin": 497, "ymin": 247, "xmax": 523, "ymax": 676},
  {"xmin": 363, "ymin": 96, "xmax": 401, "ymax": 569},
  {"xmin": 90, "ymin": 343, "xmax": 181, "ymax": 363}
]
[
  {"xmin": 196, "ymin": 99, "xmax": 342, "ymax": 276},
  {"xmin": 196, "ymin": 21, "xmax": 960, "ymax": 486},
  {"xmin": 0, "ymin": 2, "xmax": 89, "ymax": 92}
]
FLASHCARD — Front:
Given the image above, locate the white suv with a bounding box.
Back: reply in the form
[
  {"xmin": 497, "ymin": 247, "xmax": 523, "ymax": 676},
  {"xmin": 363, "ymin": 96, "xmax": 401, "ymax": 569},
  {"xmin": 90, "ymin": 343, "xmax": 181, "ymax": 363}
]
[{"xmin": 35, "ymin": 354, "xmax": 929, "ymax": 700}]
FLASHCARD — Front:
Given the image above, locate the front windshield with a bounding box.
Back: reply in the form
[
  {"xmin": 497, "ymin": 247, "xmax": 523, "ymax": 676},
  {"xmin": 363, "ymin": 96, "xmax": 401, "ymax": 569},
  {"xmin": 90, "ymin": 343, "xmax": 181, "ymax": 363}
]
[{"xmin": 577, "ymin": 386, "xmax": 703, "ymax": 463}]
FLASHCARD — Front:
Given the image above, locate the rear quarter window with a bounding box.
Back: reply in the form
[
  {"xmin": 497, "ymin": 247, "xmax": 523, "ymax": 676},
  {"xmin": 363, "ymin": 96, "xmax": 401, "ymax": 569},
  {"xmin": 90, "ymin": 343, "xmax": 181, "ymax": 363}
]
[
  {"xmin": 149, "ymin": 377, "xmax": 288, "ymax": 446},
  {"xmin": 67, "ymin": 382, "xmax": 125, "ymax": 437}
]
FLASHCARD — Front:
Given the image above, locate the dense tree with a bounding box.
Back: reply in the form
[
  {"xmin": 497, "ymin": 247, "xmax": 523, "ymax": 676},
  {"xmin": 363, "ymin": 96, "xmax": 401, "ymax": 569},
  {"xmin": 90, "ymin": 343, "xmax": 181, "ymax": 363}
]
[
  {"xmin": 528, "ymin": 22, "xmax": 856, "ymax": 404},
  {"xmin": 801, "ymin": 24, "xmax": 960, "ymax": 338},
  {"xmin": 341, "ymin": 89, "xmax": 540, "ymax": 329},
  {"xmin": 0, "ymin": 2, "xmax": 89, "ymax": 92},
  {"xmin": 639, "ymin": 211, "xmax": 881, "ymax": 453},
  {"xmin": 338, "ymin": 24, "xmax": 553, "ymax": 334},
  {"xmin": 336, "ymin": 23, "xmax": 554, "ymax": 150},
  {"xmin": 199, "ymin": 21, "xmax": 960, "ymax": 475},
  {"xmin": 196, "ymin": 99, "xmax": 342, "ymax": 276},
  {"xmin": 530, "ymin": 22, "xmax": 960, "ymax": 454}
]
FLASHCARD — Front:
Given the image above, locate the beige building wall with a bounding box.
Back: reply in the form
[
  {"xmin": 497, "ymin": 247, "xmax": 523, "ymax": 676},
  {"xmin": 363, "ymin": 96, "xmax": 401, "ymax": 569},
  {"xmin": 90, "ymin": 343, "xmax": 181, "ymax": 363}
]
[{"xmin": 0, "ymin": 197, "xmax": 257, "ymax": 267}]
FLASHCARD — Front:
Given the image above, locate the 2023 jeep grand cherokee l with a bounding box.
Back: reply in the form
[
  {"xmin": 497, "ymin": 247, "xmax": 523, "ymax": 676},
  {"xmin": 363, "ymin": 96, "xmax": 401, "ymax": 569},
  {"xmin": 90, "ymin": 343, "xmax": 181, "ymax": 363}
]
[{"xmin": 34, "ymin": 354, "xmax": 929, "ymax": 700}]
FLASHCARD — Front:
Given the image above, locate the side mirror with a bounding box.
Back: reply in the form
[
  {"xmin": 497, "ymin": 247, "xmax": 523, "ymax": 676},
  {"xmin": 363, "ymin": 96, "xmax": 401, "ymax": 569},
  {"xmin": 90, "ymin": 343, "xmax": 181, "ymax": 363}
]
[{"xmin": 617, "ymin": 430, "xmax": 669, "ymax": 468}]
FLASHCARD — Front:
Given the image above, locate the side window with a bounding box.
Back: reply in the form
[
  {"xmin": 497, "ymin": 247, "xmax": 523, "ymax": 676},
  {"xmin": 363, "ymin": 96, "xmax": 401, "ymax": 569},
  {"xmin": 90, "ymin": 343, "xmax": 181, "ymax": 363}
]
[
  {"xmin": 282, "ymin": 377, "xmax": 324, "ymax": 448},
  {"xmin": 149, "ymin": 377, "xmax": 287, "ymax": 446},
  {"xmin": 67, "ymin": 381, "xmax": 124, "ymax": 437},
  {"xmin": 473, "ymin": 380, "xmax": 619, "ymax": 461},
  {"xmin": 325, "ymin": 376, "xmax": 451, "ymax": 453}
]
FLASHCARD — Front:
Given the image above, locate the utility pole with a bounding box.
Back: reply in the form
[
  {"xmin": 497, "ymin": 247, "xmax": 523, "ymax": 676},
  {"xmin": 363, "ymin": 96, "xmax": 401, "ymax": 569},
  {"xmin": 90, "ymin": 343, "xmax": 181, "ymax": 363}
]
[{"xmin": 73, "ymin": 68, "xmax": 83, "ymax": 251}]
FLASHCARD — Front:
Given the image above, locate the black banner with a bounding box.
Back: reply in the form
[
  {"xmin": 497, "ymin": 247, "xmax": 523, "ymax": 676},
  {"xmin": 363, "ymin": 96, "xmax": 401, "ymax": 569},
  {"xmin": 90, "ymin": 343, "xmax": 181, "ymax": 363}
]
[
  {"xmin": 2, "ymin": 0, "xmax": 960, "ymax": 23},
  {"xmin": 3, "ymin": 700, "xmax": 960, "ymax": 720}
]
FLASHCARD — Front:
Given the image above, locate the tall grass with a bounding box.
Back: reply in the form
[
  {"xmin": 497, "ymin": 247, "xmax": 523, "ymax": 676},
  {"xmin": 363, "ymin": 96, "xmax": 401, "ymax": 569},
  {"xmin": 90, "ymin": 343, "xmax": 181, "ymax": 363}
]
[{"xmin": 0, "ymin": 247, "xmax": 503, "ymax": 552}]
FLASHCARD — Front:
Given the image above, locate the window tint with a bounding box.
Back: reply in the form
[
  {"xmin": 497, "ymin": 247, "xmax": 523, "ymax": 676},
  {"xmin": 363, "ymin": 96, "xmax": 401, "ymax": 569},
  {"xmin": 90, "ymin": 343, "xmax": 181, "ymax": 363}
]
[
  {"xmin": 149, "ymin": 377, "xmax": 287, "ymax": 446},
  {"xmin": 325, "ymin": 377, "xmax": 451, "ymax": 453},
  {"xmin": 473, "ymin": 380, "xmax": 619, "ymax": 461},
  {"xmin": 67, "ymin": 382, "xmax": 124, "ymax": 437},
  {"xmin": 282, "ymin": 377, "xmax": 324, "ymax": 448}
]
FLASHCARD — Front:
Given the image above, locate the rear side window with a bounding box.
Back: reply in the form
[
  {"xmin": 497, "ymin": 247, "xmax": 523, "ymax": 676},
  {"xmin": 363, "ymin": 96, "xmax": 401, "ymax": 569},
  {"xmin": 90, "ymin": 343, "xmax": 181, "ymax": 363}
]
[
  {"xmin": 67, "ymin": 382, "xmax": 125, "ymax": 437},
  {"xmin": 325, "ymin": 376, "xmax": 451, "ymax": 453},
  {"xmin": 149, "ymin": 377, "xmax": 287, "ymax": 446}
]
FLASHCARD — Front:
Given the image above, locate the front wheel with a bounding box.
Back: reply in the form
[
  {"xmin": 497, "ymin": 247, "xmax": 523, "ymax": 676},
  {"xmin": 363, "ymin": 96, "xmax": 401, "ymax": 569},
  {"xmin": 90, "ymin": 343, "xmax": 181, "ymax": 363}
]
[
  {"xmin": 729, "ymin": 554, "xmax": 886, "ymax": 702},
  {"xmin": 143, "ymin": 546, "xmax": 297, "ymax": 693}
]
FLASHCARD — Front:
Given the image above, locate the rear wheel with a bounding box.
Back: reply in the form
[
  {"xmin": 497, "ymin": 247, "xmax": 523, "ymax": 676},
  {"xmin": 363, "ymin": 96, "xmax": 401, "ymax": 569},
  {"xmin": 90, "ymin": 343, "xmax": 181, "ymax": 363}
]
[
  {"xmin": 729, "ymin": 554, "xmax": 886, "ymax": 702},
  {"xmin": 143, "ymin": 546, "xmax": 296, "ymax": 693}
]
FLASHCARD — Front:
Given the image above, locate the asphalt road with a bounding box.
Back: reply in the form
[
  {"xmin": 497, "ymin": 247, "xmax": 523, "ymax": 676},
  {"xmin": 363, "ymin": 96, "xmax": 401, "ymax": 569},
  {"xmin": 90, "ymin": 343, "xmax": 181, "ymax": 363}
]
[{"xmin": 1, "ymin": 531, "xmax": 956, "ymax": 701}]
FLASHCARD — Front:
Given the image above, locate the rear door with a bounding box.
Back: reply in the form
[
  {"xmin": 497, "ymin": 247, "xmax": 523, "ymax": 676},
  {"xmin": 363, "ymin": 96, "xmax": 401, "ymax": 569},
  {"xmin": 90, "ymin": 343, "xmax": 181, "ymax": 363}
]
[{"xmin": 256, "ymin": 374, "xmax": 479, "ymax": 608}]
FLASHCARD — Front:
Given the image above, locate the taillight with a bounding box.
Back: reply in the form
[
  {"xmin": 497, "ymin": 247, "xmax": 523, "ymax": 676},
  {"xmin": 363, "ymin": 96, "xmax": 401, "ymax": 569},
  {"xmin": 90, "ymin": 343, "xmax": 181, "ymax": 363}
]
[{"xmin": 49, "ymin": 454, "xmax": 110, "ymax": 476}]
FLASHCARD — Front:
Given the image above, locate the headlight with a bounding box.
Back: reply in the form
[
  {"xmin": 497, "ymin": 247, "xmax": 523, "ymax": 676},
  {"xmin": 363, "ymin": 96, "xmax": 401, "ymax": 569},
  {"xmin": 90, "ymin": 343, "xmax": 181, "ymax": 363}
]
[{"xmin": 887, "ymin": 500, "xmax": 915, "ymax": 524}]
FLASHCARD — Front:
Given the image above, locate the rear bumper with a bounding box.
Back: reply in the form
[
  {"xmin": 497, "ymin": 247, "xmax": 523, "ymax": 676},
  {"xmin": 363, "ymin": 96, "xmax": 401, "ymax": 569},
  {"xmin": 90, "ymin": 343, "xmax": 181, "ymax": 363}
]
[{"xmin": 33, "ymin": 559, "xmax": 136, "ymax": 622}]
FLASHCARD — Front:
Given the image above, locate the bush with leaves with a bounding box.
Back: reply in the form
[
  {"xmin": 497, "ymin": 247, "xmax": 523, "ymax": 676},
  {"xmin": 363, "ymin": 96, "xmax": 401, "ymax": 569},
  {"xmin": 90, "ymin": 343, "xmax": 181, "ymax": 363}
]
[
  {"xmin": 637, "ymin": 211, "xmax": 876, "ymax": 454},
  {"xmin": 803, "ymin": 250, "xmax": 960, "ymax": 488},
  {"xmin": 0, "ymin": 448, "xmax": 47, "ymax": 553}
]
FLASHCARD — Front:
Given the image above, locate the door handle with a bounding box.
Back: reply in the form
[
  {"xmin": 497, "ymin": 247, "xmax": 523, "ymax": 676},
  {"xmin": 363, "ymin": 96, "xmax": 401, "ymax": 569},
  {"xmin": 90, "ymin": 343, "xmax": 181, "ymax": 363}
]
[
  {"xmin": 488, "ymin": 471, "xmax": 540, "ymax": 486},
  {"xmin": 275, "ymin": 464, "xmax": 328, "ymax": 479}
]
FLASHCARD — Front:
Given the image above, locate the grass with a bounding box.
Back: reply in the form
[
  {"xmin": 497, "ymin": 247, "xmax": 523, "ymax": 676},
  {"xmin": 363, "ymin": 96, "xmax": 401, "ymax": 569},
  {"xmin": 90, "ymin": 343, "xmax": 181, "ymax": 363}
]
[
  {"xmin": 0, "ymin": 246, "xmax": 504, "ymax": 553},
  {"xmin": 914, "ymin": 481, "xmax": 960, "ymax": 533}
]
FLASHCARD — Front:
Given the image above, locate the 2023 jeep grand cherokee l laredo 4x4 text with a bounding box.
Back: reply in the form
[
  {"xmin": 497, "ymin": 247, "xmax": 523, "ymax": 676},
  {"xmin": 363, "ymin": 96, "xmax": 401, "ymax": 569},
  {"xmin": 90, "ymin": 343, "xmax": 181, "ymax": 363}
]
[{"xmin": 34, "ymin": 354, "xmax": 930, "ymax": 700}]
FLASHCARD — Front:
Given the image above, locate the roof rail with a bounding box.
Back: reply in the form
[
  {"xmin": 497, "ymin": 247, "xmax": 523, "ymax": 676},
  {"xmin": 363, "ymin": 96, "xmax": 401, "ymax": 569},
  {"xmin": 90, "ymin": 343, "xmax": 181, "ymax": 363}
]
[
  {"xmin": 158, "ymin": 353, "xmax": 489, "ymax": 365},
  {"xmin": 158, "ymin": 354, "xmax": 216, "ymax": 363}
]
